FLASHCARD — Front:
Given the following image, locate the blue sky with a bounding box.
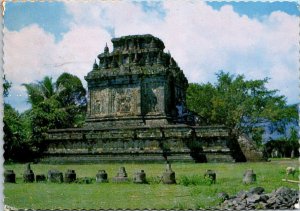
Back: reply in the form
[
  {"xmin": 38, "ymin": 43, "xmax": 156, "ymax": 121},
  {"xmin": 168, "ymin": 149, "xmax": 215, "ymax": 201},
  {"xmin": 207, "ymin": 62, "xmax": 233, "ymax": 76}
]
[
  {"xmin": 5, "ymin": 2, "xmax": 71, "ymax": 42},
  {"xmin": 3, "ymin": 1, "xmax": 299, "ymax": 112},
  {"xmin": 5, "ymin": 1, "xmax": 299, "ymax": 40},
  {"xmin": 207, "ymin": 1, "xmax": 299, "ymax": 17}
]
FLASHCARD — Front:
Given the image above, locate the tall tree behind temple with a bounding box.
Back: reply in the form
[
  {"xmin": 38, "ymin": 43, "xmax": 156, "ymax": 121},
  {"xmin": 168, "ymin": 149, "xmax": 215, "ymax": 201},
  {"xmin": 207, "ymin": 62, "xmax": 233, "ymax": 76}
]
[
  {"xmin": 23, "ymin": 76, "xmax": 55, "ymax": 107},
  {"xmin": 186, "ymin": 71, "xmax": 297, "ymax": 147},
  {"xmin": 56, "ymin": 73, "xmax": 87, "ymax": 128},
  {"xmin": 23, "ymin": 73, "xmax": 87, "ymax": 153}
]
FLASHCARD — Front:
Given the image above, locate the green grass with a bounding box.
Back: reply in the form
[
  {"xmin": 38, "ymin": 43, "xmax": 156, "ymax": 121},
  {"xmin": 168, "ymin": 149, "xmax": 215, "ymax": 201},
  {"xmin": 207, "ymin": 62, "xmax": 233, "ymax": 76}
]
[{"xmin": 4, "ymin": 159, "xmax": 299, "ymax": 209}]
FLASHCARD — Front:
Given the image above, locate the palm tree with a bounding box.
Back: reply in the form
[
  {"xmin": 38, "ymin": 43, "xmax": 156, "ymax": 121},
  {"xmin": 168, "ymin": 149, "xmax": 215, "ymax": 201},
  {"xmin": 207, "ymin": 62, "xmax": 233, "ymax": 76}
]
[{"xmin": 23, "ymin": 76, "xmax": 56, "ymax": 107}]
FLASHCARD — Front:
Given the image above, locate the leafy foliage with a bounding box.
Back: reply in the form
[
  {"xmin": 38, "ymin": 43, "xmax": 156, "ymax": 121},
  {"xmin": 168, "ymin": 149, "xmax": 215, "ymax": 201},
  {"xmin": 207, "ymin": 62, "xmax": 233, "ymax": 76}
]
[
  {"xmin": 3, "ymin": 75, "xmax": 11, "ymax": 97},
  {"xmin": 30, "ymin": 98, "xmax": 69, "ymax": 147},
  {"xmin": 4, "ymin": 73, "xmax": 87, "ymax": 161},
  {"xmin": 23, "ymin": 76, "xmax": 55, "ymax": 107},
  {"xmin": 21, "ymin": 73, "xmax": 87, "ymax": 154},
  {"xmin": 56, "ymin": 72, "xmax": 87, "ymax": 107},
  {"xmin": 3, "ymin": 104, "xmax": 31, "ymax": 161},
  {"xmin": 55, "ymin": 73, "xmax": 87, "ymax": 127},
  {"xmin": 186, "ymin": 71, "xmax": 297, "ymax": 145}
]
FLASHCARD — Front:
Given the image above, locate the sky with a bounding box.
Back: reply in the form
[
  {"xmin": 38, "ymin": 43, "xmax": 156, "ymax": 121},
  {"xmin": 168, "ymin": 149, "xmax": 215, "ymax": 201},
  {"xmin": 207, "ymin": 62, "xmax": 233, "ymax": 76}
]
[{"xmin": 3, "ymin": 0, "xmax": 299, "ymax": 112}]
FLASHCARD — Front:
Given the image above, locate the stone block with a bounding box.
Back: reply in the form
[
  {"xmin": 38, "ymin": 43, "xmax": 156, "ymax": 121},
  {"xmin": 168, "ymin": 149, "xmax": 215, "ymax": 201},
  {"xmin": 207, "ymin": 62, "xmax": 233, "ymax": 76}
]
[
  {"xmin": 96, "ymin": 170, "xmax": 108, "ymax": 183},
  {"xmin": 64, "ymin": 169, "xmax": 76, "ymax": 183},
  {"xmin": 4, "ymin": 170, "xmax": 16, "ymax": 183},
  {"xmin": 204, "ymin": 169, "xmax": 216, "ymax": 184},
  {"xmin": 48, "ymin": 170, "xmax": 63, "ymax": 183},
  {"xmin": 113, "ymin": 166, "xmax": 129, "ymax": 182},
  {"xmin": 23, "ymin": 163, "xmax": 34, "ymax": 183},
  {"xmin": 162, "ymin": 163, "xmax": 176, "ymax": 184},
  {"xmin": 243, "ymin": 169, "xmax": 256, "ymax": 184},
  {"xmin": 249, "ymin": 187, "xmax": 264, "ymax": 195},
  {"xmin": 246, "ymin": 194, "xmax": 261, "ymax": 204},
  {"xmin": 36, "ymin": 174, "xmax": 46, "ymax": 182},
  {"xmin": 136, "ymin": 128, "xmax": 162, "ymax": 139},
  {"xmin": 133, "ymin": 170, "xmax": 147, "ymax": 184}
]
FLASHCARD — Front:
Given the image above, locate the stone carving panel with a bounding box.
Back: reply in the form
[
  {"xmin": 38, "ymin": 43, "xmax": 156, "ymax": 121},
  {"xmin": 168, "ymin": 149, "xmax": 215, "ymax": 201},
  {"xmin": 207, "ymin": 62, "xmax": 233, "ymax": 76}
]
[
  {"xmin": 91, "ymin": 89, "xmax": 109, "ymax": 116},
  {"xmin": 90, "ymin": 86, "xmax": 141, "ymax": 117},
  {"xmin": 142, "ymin": 82, "xmax": 165, "ymax": 115}
]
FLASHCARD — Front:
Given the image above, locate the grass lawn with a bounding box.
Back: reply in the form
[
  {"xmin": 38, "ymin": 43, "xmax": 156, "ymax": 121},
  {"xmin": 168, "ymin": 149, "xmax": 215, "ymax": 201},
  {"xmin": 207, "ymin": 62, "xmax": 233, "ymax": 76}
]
[{"xmin": 4, "ymin": 159, "xmax": 298, "ymax": 209}]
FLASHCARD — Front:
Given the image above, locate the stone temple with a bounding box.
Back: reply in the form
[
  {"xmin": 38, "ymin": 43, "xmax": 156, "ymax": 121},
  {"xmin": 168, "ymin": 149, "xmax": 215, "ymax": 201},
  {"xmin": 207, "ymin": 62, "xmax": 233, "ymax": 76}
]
[
  {"xmin": 44, "ymin": 34, "xmax": 264, "ymax": 163},
  {"xmin": 85, "ymin": 34, "xmax": 189, "ymax": 128}
]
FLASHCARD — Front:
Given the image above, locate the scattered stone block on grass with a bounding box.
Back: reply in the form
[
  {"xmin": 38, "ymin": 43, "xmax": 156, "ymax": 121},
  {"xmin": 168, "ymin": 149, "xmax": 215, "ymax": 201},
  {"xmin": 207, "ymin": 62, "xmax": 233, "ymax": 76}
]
[
  {"xmin": 133, "ymin": 170, "xmax": 147, "ymax": 184},
  {"xmin": 162, "ymin": 163, "xmax": 176, "ymax": 184},
  {"xmin": 96, "ymin": 170, "xmax": 108, "ymax": 183},
  {"xmin": 48, "ymin": 170, "xmax": 63, "ymax": 183},
  {"xmin": 23, "ymin": 163, "xmax": 34, "ymax": 183},
  {"xmin": 113, "ymin": 167, "xmax": 129, "ymax": 182},
  {"xmin": 36, "ymin": 174, "xmax": 46, "ymax": 182},
  {"xmin": 4, "ymin": 170, "xmax": 16, "ymax": 183},
  {"xmin": 204, "ymin": 169, "xmax": 216, "ymax": 184},
  {"xmin": 242, "ymin": 169, "xmax": 256, "ymax": 184},
  {"xmin": 64, "ymin": 169, "xmax": 76, "ymax": 183},
  {"xmin": 286, "ymin": 166, "xmax": 296, "ymax": 176}
]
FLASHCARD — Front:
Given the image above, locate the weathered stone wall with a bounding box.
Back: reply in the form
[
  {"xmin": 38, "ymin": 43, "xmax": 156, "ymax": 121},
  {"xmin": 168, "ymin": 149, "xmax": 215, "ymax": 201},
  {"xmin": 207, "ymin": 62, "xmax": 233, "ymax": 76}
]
[
  {"xmin": 237, "ymin": 134, "xmax": 267, "ymax": 161},
  {"xmin": 43, "ymin": 126, "xmax": 236, "ymax": 163}
]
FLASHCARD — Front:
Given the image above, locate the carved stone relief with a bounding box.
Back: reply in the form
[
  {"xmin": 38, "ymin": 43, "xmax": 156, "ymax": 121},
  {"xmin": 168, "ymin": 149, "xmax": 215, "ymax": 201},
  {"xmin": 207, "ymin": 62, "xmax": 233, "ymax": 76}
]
[
  {"xmin": 91, "ymin": 86, "xmax": 141, "ymax": 117},
  {"xmin": 142, "ymin": 82, "xmax": 165, "ymax": 115}
]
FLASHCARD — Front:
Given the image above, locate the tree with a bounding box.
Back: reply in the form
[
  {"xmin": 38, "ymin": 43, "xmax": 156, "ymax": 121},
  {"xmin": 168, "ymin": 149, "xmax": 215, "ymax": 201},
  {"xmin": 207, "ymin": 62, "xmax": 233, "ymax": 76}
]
[
  {"xmin": 3, "ymin": 77, "xmax": 31, "ymax": 161},
  {"xmin": 3, "ymin": 75, "xmax": 11, "ymax": 97},
  {"xmin": 186, "ymin": 71, "xmax": 297, "ymax": 146},
  {"xmin": 56, "ymin": 72, "xmax": 87, "ymax": 107},
  {"xmin": 3, "ymin": 104, "xmax": 32, "ymax": 161},
  {"xmin": 23, "ymin": 76, "xmax": 55, "ymax": 107},
  {"xmin": 30, "ymin": 98, "xmax": 69, "ymax": 151},
  {"xmin": 186, "ymin": 83, "xmax": 216, "ymax": 125},
  {"xmin": 23, "ymin": 73, "xmax": 87, "ymax": 153},
  {"xmin": 56, "ymin": 73, "xmax": 87, "ymax": 127}
]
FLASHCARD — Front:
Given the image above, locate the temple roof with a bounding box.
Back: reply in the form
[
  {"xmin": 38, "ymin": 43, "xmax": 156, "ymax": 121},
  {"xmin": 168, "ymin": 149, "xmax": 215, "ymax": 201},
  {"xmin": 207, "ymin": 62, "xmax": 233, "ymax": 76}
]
[
  {"xmin": 111, "ymin": 34, "xmax": 165, "ymax": 52},
  {"xmin": 85, "ymin": 34, "xmax": 188, "ymax": 87}
]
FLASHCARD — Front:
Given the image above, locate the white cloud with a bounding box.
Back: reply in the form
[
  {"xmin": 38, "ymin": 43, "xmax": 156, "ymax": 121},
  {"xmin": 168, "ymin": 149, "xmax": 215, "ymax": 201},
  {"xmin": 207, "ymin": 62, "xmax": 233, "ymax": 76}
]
[
  {"xmin": 55, "ymin": 25, "xmax": 111, "ymax": 82},
  {"xmin": 4, "ymin": 1, "xmax": 298, "ymax": 112},
  {"xmin": 4, "ymin": 24, "xmax": 56, "ymax": 84}
]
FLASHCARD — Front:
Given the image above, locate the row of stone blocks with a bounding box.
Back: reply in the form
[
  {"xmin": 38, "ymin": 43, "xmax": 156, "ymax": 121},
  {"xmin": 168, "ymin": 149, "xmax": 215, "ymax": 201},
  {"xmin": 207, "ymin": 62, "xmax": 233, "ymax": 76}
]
[
  {"xmin": 4, "ymin": 163, "xmax": 257, "ymax": 185},
  {"xmin": 4, "ymin": 163, "xmax": 180, "ymax": 184}
]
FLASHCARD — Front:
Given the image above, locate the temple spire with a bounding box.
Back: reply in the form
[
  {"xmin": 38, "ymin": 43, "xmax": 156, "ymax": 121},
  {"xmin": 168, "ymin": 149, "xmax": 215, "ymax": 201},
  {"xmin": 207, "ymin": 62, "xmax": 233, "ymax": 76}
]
[
  {"xmin": 104, "ymin": 43, "xmax": 109, "ymax": 54},
  {"xmin": 93, "ymin": 59, "xmax": 99, "ymax": 70},
  {"xmin": 169, "ymin": 57, "xmax": 176, "ymax": 67}
]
